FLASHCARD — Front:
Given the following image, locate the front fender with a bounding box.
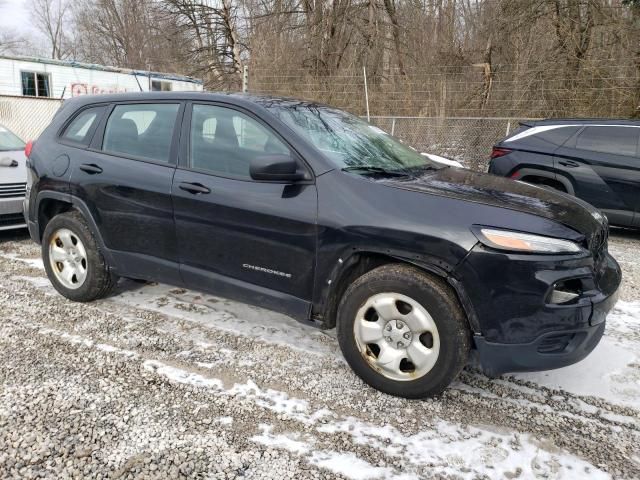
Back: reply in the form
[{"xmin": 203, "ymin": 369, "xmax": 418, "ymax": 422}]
[{"xmin": 311, "ymin": 239, "xmax": 472, "ymax": 329}]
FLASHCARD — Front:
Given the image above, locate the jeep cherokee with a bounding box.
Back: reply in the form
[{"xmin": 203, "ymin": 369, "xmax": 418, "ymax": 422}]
[{"xmin": 24, "ymin": 93, "xmax": 622, "ymax": 398}]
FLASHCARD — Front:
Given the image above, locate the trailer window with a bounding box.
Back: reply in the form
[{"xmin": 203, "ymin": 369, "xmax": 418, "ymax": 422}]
[
  {"xmin": 21, "ymin": 72, "xmax": 51, "ymax": 97},
  {"xmin": 151, "ymin": 80, "xmax": 172, "ymax": 92}
]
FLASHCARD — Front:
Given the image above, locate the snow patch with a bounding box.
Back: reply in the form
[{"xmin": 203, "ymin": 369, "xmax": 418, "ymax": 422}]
[
  {"xmin": 0, "ymin": 253, "xmax": 44, "ymax": 270},
  {"xmin": 607, "ymin": 301, "xmax": 640, "ymax": 338},
  {"xmin": 310, "ymin": 451, "xmax": 394, "ymax": 480},
  {"xmin": 317, "ymin": 417, "xmax": 607, "ymax": 479},
  {"xmin": 111, "ymin": 280, "xmax": 339, "ymax": 357},
  {"xmin": 515, "ymin": 337, "xmax": 640, "ymax": 409},
  {"xmin": 216, "ymin": 416, "xmax": 233, "ymax": 425},
  {"xmin": 38, "ymin": 328, "xmax": 140, "ymax": 358},
  {"xmin": 251, "ymin": 424, "xmax": 311, "ymax": 454},
  {"xmin": 142, "ymin": 360, "xmax": 224, "ymax": 390}
]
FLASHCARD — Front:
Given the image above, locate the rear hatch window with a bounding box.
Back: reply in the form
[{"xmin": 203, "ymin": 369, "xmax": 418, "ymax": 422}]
[{"xmin": 0, "ymin": 125, "xmax": 25, "ymax": 151}]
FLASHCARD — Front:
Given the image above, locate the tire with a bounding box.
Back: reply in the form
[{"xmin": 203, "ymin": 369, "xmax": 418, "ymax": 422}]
[
  {"xmin": 42, "ymin": 210, "xmax": 117, "ymax": 302},
  {"xmin": 337, "ymin": 264, "xmax": 470, "ymax": 398}
]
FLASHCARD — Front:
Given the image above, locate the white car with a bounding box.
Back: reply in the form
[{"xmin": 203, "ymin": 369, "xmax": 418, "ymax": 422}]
[
  {"xmin": 420, "ymin": 152, "xmax": 464, "ymax": 168},
  {"xmin": 0, "ymin": 124, "xmax": 27, "ymax": 230}
]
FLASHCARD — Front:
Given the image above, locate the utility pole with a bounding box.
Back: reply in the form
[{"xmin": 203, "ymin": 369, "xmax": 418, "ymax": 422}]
[{"xmin": 363, "ymin": 66, "xmax": 370, "ymax": 122}]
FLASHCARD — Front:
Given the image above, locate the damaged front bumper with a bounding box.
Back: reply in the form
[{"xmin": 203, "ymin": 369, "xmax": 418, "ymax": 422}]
[{"xmin": 454, "ymin": 245, "xmax": 621, "ymax": 376}]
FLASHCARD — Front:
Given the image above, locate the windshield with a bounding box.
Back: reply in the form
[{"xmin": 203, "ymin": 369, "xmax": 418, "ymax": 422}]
[
  {"xmin": 262, "ymin": 101, "xmax": 441, "ymax": 174},
  {"xmin": 0, "ymin": 125, "xmax": 25, "ymax": 151}
]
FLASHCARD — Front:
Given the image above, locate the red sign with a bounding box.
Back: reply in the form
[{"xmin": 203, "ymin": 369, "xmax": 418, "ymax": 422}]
[{"xmin": 70, "ymin": 83, "xmax": 128, "ymax": 97}]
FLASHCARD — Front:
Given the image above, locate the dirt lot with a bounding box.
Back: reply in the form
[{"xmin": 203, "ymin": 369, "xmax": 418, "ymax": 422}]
[{"xmin": 0, "ymin": 228, "xmax": 638, "ymax": 479}]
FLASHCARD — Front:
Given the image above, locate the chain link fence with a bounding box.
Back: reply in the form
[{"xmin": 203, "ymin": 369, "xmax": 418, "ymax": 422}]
[
  {"xmin": 368, "ymin": 116, "xmax": 535, "ymax": 171},
  {"xmin": 0, "ymin": 95, "xmax": 63, "ymax": 142}
]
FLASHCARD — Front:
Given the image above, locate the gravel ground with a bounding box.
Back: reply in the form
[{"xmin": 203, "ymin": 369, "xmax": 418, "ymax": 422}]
[{"xmin": 0, "ymin": 228, "xmax": 639, "ymax": 479}]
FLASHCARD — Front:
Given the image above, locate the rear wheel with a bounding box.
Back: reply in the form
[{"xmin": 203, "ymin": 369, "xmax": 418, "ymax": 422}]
[
  {"xmin": 337, "ymin": 264, "xmax": 470, "ymax": 398},
  {"xmin": 42, "ymin": 211, "xmax": 117, "ymax": 302}
]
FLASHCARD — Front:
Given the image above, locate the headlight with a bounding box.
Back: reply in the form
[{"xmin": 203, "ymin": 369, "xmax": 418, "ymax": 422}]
[{"xmin": 473, "ymin": 227, "xmax": 581, "ymax": 254}]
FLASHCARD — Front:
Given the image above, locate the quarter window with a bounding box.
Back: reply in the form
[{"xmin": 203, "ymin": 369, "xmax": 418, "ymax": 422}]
[
  {"xmin": 102, "ymin": 103, "xmax": 180, "ymax": 163},
  {"xmin": 21, "ymin": 71, "xmax": 51, "ymax": 97},
  {"xmin": 190, "ymin": 105, "xmax": 290, "ymax": 178},
  {"xmin": 576, "ymin": 126, "xmax": 639, "ymax": 157},
  {"xmin": 61, "ymin": 107, "xmax": 104, "ymax": 146}
]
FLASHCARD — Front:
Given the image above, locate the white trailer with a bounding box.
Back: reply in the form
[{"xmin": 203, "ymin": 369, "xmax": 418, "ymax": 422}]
[{"xmin": 0, "ymin": 54, "xmax": 203, "ymax": 99}]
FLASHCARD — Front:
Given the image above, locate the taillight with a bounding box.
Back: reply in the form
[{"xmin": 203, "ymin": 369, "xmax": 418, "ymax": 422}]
[
  {"xmin": 25, "ymin": 140, "xmax": 34, "ymax": 158},
  {"xmin": 490, "ymin": 147, "xmax": 512, "ymax": 159}
]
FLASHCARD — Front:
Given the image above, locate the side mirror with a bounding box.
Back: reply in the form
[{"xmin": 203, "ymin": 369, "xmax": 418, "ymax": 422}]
[{"xmin": 250, "ymin": 154, "xmax": 306, "ymax": 182}]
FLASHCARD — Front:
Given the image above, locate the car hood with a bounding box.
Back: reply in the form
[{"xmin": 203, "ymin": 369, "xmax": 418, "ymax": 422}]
[{"xmin": 379, "ymin": 167, "xmax": 606, "ymax": 239}]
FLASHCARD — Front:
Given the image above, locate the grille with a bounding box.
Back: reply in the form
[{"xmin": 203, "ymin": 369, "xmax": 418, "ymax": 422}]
[
  {"xmin": 0, "ymin": 183, "xmax": 27, "ymax": 198},
  {"xmin": 0, "ymin": 213, "xmax": 25, "ymax": 227}
]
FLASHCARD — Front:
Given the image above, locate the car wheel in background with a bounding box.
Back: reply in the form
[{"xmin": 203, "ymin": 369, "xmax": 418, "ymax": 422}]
[
  {"xmin": 42, "ymin": 210, "xmax": 117, "ymax": 302},
  {"xmin": 337, "ymin": 264, "xmax": 470, "ymax": 398}
]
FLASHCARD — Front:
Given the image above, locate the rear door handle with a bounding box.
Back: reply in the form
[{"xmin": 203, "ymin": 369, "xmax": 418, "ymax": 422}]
[
  {"xmin": 79, "ymin": 163, "xmax": 103, "ymax": 174},
  {"xmin": 178, "ymin": 182, "xmax": 211, "ymax": 195},
  {"xmin": 559, "ymin": 160, "xmax": 579, "ymax": 168}
]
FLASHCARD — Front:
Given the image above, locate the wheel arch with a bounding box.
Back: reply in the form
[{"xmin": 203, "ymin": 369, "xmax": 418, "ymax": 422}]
[
  {"xmin": 315, "ymin": 249, "xmax": 480, "ymax": 333},
  {"xmin": 517, "ymin": 168, "xmax": 574, "ymax": 195},
  {"xmin": 37, "ymin": 194, "xmax": 74, "ymax": 241},
  {"xmin": 36, "ymin": 191, "xmax": 115, "ymax": 266}
]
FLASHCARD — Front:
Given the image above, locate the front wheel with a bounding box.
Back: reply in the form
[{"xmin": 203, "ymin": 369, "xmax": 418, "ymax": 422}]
[{"xmin": 337, "ymin": 264, "xmax": 470, "ymax": 398}]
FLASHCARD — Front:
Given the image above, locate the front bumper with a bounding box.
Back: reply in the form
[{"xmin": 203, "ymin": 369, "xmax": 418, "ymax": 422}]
[
  {"xmin": 474, "ymin": 299, "xmax": 612, "ymax": 376},
  {"xmin": 455, "ymin": 244, "xmax": 621, "ymax": 375}
]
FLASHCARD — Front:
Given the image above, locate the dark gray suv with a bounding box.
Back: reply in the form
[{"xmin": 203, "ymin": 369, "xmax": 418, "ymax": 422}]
[{"xmin": 489, "ymin": 119, "xmax": 640, "ymax": 228}]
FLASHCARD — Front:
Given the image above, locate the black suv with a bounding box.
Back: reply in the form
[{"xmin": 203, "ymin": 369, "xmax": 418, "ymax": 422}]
[
  {"xmin": 24, "ymin": 93, "xmax": 621, "ymax": 398},
  {"xmin": 489, "ymin": 119, "xmax": 640, "ymax": 228}
]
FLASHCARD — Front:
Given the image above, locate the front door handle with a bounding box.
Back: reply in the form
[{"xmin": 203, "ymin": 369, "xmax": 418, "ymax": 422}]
[
  {"xmin": 79, "ymin": 163, "xmax": 103, "ymax": 174},
  {"xmin": 559, "ymin": 160, "xmax": 579, "ymax": 168},
  {"xmin": 179, "ymin": 182, "xmax": 211, "ymax": 195}
]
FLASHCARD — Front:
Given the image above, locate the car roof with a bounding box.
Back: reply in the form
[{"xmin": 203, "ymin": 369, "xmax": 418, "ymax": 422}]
[
  {"xmin": 55, "ymin": 92, "xmax": 338, "ymax": 176},
  {"xmin": 61, "ymin": 92, "xmax": 326, "ymax": 111},
  {"xmin": 522, "ymin": 118, "xmax": 640, "ymax": 127}
]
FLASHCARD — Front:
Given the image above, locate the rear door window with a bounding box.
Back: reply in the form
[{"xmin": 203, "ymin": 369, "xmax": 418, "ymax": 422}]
[
  {"xmin": 576, "ymin": 126, "xmax": 639, "ymax": 157},
  {"xmin": 61, "ymin": 106, "xmax": 105, "ymax": 146},
  {"xmin": 102, "ymin": 103, "xmax": 180, "ymax": 163}
]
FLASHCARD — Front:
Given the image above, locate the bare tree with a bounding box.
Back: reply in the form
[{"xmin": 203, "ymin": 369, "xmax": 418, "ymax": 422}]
[
  {"xmin": 30, "ymin": 0, "xmax": 71, "ymax": 59},
  {"xmin": 7, "ymin": 0, "xmax": 639, "ymax": 118},
  {"xmin": 161, "ymin": 0, "xmax": 247, "ymax": 89},
  {"xmin": 0, "ymin": 31, "xmax": 28, "ymax": 54}
]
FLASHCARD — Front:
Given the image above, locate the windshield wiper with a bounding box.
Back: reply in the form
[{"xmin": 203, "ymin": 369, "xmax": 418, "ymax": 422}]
[{"xmin": 341, "ymin": 165, "xmax": 410, "ymax": 177}]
